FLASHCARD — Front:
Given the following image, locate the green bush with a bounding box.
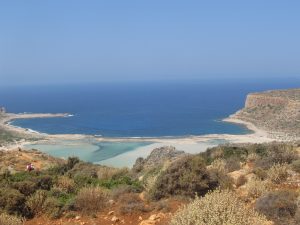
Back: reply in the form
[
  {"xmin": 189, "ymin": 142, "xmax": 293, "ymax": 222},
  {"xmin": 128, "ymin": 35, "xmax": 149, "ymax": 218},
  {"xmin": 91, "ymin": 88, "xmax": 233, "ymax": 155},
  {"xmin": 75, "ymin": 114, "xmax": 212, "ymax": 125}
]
[
  {"xmin": 43, "ymin": 197, "xmax": 62, "ymax": 219},
  {"xmin": 255, "ymin": 190, "xmax": 298, "ymax": 225},
  {"xmin": 149, "ymin": 155, "xmax": 219, "ymax": 200},
  {"xmin": 0, "ymin": 188, "xmax": 26, "ymax": 215},
  {"xmin": 171, "ymin": 189, "xmax": 268, "ymax": 225}
]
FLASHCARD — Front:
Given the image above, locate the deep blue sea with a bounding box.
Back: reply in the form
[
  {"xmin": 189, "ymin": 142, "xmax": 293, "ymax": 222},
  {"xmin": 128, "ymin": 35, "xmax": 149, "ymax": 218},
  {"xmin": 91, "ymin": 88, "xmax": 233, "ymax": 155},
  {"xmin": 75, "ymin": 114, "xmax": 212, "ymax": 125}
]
[{"xmin": 0, "ymin": 78, "xmax": 299, "ymax": 137}]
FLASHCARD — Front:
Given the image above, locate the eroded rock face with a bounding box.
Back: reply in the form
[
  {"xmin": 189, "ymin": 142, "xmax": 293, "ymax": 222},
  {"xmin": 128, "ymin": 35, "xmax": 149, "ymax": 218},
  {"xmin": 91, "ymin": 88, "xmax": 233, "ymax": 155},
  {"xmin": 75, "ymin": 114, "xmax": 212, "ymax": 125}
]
[{"xmin": 233, "ymin": 88, "xmax": 300, "ymax": 140}]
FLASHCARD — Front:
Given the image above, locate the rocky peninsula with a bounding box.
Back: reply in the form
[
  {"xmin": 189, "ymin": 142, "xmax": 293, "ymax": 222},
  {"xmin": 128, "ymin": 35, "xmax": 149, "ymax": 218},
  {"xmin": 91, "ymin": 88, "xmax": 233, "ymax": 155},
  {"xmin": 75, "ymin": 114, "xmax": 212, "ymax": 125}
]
[{"xmin": 226, "ymin": 88, "xmax": 300, "ymax": 141}]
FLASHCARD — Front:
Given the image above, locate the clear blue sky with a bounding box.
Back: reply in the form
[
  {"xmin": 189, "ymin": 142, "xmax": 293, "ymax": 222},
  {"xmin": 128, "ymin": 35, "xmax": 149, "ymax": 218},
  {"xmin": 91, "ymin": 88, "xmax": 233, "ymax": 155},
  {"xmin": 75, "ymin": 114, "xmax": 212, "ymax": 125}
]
[{"xmin": 0, "ymin": 1, "xmax": 299, "ymax": 85}]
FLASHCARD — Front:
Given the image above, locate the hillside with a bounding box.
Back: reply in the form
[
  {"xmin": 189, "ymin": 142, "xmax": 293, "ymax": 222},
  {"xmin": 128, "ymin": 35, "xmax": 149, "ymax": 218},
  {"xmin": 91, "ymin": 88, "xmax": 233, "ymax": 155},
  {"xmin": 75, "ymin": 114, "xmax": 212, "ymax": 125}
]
[{"xmin": 231, "ymin": 88, "xmax": 300, "ymax": 140}]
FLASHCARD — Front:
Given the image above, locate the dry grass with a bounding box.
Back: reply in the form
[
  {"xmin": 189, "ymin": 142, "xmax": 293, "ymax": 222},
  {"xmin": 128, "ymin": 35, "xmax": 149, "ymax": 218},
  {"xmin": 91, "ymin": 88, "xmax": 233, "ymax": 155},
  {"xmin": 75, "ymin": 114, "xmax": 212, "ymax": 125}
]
[{"xmin": 0, "ymin": 213, "xmax": 24, "ymax": 225}]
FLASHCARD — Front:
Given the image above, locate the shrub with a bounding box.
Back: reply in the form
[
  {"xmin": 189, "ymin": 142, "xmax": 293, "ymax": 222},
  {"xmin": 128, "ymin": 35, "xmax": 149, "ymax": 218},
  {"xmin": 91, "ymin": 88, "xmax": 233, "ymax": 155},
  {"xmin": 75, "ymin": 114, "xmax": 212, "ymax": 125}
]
[
  {"xmin": 171, "ymin": 189, "xmax": 268, "ymax": 225},
  {"xmin": 266, "ymin": 144, "xmax": 298, "ymax": 165},
  {"xmin": 26, "ymin": 190, "xmax": 47, "ymax": 216},
  {"xmin": 75, "ymin": 187, "xmax": 107, "ymax": 214},
  {"xmin": 34, "ymin": 175, "xmax": 53, "ymax": 190},
  {"xmin": 253, "ymin": 167, "xmax": 268, "ymax": 180},
  {"xmin": 208, "ymin": 168, "xmax": 233, "ymax": 190},
  {"xmin": 97, "ymin": 167, "xmax": 129, "ymax": 180},
  {"xmin": 255, "ymin": 144, "xmax": 298, "ymax": 169},
  {"xmin": 13, "ymin": 181, "xmax": 37, "ymax": 196},
  {"xmin": 210, "ymin": 159, "xmax": 227, "ymax": 174},
  {"xmin": 0, "ymin": 188, "xmax": 26, "ymax": 215},
  {"xmin": 55, "ymin": 176, "xmax": 75, "ymax": 193},
  {"xmin": 110, "ymin": 185, "xmax": 139, "ymax": 200},
  {"xmin": 226, "ymin": 158, "xmax": 241, "ymax": 172},
  {"xmin": 149, "ymin": 155, "xmax": 219, "ymax": 200},
  {"xmin": 43, "ymin": 197, "xmax": 62, "ymax": 219},
  {"xmin": 245, "ymin": 179, "xmax": 271, "ymax": 199},
  {"xmin": 291, "ymin": 159, "xmax": 300, "ymax": 173},
  {"xmin": 246, "ymin": 153, "xmax": 260, "ymax": 163},
  {"xmin": 255, "ymin": 190, "xmax": 298, "ymax": 225},
  {"xmin": 118, "ymin": 193, "xmax": 149, "ymax": 214},
  {"xmin": 0, "ymin": 213, "xmax": 23, "ymax": 225},
  {"xmin": 267, "ymin": 163, "xmax": 289, "ymax": 184}
]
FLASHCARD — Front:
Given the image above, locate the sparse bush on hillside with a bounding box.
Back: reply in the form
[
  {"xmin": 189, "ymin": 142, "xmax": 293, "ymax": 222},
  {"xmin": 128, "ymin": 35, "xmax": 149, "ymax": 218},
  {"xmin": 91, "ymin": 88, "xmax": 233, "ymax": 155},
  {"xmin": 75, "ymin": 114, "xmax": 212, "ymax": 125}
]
[
  {"xmin": 291, "ymin": 159, "xmax": 300, "ymax": 173},
  {"xmin": 75, "ymin": 187, "xmax": 107, "ymax": 214},
  {"xmin": 0, "ymin": 213, "xmax": 23, "ymax": 225},
  {"xmin": 13, "ymin": 181, "xmax": 37, "ymax": 196},
  {"xmin": 225, "ymin": 157, "xmax": 241, "ymax": 172},
  {"xmin": 246, "ymin": 179, "xmax": 271, "ymax": 199},
  {"xmin": 254, "ymin": 144, "xmax": 298, "ymax": 169},
  {"xmin": 43, "ymin": 197, "xmax": 62, "ymax": 219},
  {"xmin": 26, "ymin": 190, "xmax": 47, "ymax": 216},
  {"xmin": 149, "ymin": 155, "xmax": 219, "ymax": 200},
  {"xmin": 201, "ymin": 146, "xmax": 249, "ymax": 164},
  {"xmin": 118, "ymin": 193, "xmax": 149, "ymax": 214},
  {"xmin": 253, "ymin": 167, "xmax": 268, "ymax": 180},
  {"xmin": 246, "ymin": 153, "xmax": 260, "ymax": 163},
  {"xmin": 267, "ymin": 163, "xmax": 289, "ymax": 184},
  {"xmin": 0, "ymin": 188, "xmax": 26, "ymax": 216},
  {"xmin": 210, "ymin": 159, "xmax": 227, "ymax": 173},
  {"xmin": 255, "ymin": 190, "xmax": 299, "ymax": 225},
  {"xmin": 171, "ymin": 189, "xmax": 268, "ymax": 225},
  {"xmin": 55, "ymin": 176, "xmax": 75, "ymax": 193}
]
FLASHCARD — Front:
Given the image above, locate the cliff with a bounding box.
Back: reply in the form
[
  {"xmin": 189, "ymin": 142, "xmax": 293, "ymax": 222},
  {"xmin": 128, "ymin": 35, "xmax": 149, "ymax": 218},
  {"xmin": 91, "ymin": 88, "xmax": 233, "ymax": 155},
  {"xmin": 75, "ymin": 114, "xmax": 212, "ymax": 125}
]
[{"xmin": 232, "ymin": 88, "xmax": 300, "ymax": 140}]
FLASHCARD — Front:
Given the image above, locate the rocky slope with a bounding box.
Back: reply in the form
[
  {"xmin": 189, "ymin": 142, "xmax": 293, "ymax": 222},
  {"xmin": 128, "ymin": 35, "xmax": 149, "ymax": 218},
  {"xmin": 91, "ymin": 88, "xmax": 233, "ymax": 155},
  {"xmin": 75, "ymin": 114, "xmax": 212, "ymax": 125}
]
[{"xmin": 232, "ymin": 88, "xmax": 300, "ymax": 140}]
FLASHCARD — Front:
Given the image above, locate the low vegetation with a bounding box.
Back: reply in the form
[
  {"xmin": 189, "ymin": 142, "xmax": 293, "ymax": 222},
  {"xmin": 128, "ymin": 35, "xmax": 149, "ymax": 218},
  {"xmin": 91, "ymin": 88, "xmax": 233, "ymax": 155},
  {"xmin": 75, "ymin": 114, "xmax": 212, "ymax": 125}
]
[
  {"xmin": 171, "ymin": 189, "xmax": 268, "ymax": 225},
  {"xmin": 0, "ymin": 142, "xmax": 299, "ymax": 225},
  {"xmin": 0, "ymin": 156, "xmax": 143, "ymax": 220}
]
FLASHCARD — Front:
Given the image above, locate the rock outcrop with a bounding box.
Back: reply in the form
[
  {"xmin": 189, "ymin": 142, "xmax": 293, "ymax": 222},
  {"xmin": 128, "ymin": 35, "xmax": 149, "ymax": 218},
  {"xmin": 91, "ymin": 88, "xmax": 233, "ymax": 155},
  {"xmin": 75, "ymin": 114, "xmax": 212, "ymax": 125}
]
[
  {"xmin": 132, "ymin": 146, "xmax": 186, "ymax": 173},
  {"xmin": 232, "ymin": 88, "xmax": 300, "ymax": 140}
]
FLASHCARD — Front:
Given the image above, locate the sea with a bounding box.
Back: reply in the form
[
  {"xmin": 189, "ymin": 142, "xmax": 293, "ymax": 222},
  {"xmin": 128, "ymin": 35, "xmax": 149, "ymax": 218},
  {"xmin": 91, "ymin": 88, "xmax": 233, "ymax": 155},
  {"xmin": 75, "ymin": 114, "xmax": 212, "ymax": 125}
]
[{"xmin": 0, "ymin": 78, "xmax": 299, "ymax": 167}]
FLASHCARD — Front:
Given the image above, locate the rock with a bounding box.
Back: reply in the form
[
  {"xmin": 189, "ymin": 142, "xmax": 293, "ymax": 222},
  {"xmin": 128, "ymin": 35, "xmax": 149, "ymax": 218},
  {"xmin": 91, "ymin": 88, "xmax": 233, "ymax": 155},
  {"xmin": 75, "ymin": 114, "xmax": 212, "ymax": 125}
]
[
  {"xmin": 75, "ymin": 216, "xmax": 81, "ymax": 220},
  {"xmin": 138, "ymin": 213, "xmax": 165, "ymax": 225},
  {"xmin": 111, "ymin": 216, "xmax": 119, "ymax": 223},
  {"xmin": 139, "ymin": 221, "xmax": 156, "ymax": 225},
  {"xmin": 232, "ymin": 88, "xmax": 300, "ymax": 141},
  {"xmin": 148, "ymin": 214, "xmax": 159, "ymax": 221},
  {"xmin": 108, "ymin": 211, "xmax": 114, "ymax": 215},
  {"xmin": 133, "ymin": 146, "xmax": 186, "ymax": 172},
  {"xmin": 108, "ymin": 199, "xmax": 115, "ymax": 205},
  {"xmin": 138, "ymin": 216, "xmax": 143, "ymax": 220}
]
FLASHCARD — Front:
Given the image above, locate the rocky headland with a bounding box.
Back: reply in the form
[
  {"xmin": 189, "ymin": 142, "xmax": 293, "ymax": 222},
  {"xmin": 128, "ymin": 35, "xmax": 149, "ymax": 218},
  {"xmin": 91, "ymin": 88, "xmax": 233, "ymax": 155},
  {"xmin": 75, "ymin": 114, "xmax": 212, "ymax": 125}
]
[{"xmin": 228, "ymin": 88, "xmax": 300, "ymax": 141}]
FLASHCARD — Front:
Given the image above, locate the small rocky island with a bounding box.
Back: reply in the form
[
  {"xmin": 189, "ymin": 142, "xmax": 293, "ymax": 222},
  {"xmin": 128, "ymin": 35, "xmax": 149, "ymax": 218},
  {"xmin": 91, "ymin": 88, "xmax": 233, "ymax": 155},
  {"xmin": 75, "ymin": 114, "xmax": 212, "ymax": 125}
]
[{"xmin": 231, "ymin": 88, "xmax": 300, "ymax": 141}]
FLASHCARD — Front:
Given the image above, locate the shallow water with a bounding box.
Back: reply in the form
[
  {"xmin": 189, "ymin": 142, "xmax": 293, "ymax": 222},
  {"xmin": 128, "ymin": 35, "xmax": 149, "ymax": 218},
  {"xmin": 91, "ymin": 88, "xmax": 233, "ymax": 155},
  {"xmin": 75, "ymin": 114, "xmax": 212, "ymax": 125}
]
[{"xmin": 25, "ymin": 138, "xmax": 227, "ymax": 167}]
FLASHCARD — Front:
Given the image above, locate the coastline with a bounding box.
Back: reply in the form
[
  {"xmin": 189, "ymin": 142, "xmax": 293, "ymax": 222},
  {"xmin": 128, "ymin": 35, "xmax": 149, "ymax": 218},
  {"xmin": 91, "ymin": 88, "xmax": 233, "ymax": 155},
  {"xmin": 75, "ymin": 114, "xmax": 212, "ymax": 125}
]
[{"xmin": 0, "ymin": 112, "xmax": 276, "ymax": 151}]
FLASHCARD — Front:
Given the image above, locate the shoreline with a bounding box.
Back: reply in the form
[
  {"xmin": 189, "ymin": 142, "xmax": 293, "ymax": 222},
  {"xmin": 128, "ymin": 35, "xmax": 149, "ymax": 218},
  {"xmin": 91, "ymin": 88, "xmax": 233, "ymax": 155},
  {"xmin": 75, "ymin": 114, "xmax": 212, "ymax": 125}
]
[{"xmin": 0, "ymin": 112, "xmax": 277, "ymax": 152}]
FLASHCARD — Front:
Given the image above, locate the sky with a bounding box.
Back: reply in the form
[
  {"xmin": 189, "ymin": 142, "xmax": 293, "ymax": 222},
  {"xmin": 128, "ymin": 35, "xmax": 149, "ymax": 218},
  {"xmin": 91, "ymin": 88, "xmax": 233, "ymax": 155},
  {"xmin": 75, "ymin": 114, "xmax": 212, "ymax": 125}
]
[{"xmin": 0, "ymin": 1, "xmax": 300, "ymax": 85}]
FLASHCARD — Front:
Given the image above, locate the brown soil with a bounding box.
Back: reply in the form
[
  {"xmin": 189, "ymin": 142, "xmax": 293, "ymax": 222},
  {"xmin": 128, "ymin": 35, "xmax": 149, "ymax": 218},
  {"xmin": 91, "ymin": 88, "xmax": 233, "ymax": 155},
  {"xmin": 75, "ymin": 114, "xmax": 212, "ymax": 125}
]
[{"xmin": 25, "ymin": 199, "xmax": 183, "ymax": 225}]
